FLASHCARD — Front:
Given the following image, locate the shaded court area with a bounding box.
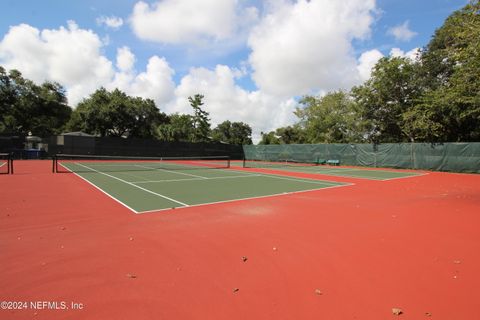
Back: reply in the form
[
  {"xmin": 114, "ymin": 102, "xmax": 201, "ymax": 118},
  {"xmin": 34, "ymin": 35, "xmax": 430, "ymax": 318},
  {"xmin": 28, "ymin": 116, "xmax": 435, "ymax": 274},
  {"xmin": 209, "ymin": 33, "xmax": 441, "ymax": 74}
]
[{"xmin": 1, "ymin": 160, "xmax": 480, "ymax": 320}]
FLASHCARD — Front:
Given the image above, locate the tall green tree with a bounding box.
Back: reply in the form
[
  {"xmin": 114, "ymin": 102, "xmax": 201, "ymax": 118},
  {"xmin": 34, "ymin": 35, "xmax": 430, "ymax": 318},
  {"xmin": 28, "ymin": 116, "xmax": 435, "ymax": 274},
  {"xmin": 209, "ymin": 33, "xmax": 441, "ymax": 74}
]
[
  {"xmin": 0, "ymin": 67, "xmax": 16, "ymax": 133},
  {"xmin": 351, "ymin": 57, "xmax": 422, "ymax": 143},
  {"xmin": 189, "ymin": 94, "xmax": 211, "ymax": 142},
  {"xmin": 295, "ymin": 91, "xmax": 365, "ymax": 143},
  {"xmin": 413, "ymin": 0, "xmax": 480, "ymax": 141},
  {"xmin": 156, "ymin": 113, "xmax": 195, "ymax": 142},
  {"xmin": 31, "ymin": 82, "xmax": 72, "ymax": 137},
  {"xmin": 0, "ymin": 66, "xmax": 71, "ymax": 136},
  {"xmin": 275, "ymin": 125, "xmax": 306, "ymax": 144},
  {"xmin": 212, "ymin": 120, "xmax": 253, "ymax": 145},
  {"xmin": 67, "ymin": 88, "xmax": 166, "ymax": 138},
  {"xmin": 259, "ymin": 131, "xmax": 280, "ymax": 145},
  {"xmin": 127, "ymin": 96, "xmax": 168, "ymax": 138}
]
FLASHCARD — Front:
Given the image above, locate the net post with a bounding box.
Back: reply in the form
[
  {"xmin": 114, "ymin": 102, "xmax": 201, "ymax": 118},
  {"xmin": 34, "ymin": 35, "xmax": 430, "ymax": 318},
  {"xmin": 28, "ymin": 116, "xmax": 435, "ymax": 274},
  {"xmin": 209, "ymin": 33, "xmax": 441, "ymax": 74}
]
[
  {"xmin": 52, "ymin": 155, "xmax": 56, "ymax": 173},
  {"xmin": 10, "ymin": 153, "xmax": 13, "ymax": 174},
  {"xmin": 227, "ymin": 157, "xmax": 230, "ymax": 168},
  {"xmin": 242, "ymin": 157, "xmax": 246, "ymax": 168}
]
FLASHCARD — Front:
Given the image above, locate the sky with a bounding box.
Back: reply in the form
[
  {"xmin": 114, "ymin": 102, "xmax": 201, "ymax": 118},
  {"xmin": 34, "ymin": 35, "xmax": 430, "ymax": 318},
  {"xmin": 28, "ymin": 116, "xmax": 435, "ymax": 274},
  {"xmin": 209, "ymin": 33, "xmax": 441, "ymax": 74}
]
[{"xmin": 0, "ymin": 0, "xmax": 468, "ymax": 141}]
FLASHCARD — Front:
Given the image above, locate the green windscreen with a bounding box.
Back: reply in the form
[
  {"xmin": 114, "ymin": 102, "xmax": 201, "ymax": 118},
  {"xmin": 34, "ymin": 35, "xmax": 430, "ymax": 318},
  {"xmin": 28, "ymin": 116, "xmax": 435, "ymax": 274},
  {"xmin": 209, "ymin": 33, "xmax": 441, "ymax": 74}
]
[{"xmin": 243, "ymin": 143, "xmax": 480, "ymax": 173}]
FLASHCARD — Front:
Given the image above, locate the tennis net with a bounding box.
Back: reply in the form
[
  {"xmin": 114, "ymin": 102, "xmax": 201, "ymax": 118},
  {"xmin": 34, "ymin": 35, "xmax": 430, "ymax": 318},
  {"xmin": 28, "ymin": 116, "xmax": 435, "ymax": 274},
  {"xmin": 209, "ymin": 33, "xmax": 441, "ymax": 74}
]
[
  {"xmin": 0, "ymin": 153, "xmax": 12, "ymax": 174},
  {"xmin": 243, "ymin": 158, "xmax": 319, "ymax": 169},
  {"xmin": 53, "ymin": 154, "xmax": 230, "ymax": 173}
]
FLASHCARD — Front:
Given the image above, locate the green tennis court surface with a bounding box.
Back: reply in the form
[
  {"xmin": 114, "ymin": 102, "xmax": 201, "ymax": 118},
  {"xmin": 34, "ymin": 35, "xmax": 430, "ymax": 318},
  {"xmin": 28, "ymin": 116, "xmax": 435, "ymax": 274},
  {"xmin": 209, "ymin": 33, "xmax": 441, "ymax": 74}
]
[
  {"xmin": 238, "ymin": 160, "xmax": 423, "ymax": 180},
  {"xmin": 60, "ymin": 161, "xmax": 347, "ymax": 213}
]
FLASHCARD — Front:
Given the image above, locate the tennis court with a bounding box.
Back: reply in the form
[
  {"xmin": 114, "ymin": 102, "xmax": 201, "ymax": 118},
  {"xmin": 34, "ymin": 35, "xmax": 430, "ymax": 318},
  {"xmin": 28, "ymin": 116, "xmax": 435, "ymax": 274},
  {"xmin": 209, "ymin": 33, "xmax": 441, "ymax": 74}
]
[
  {"xmin": 3, "ymin": 158, "xmax": 480, "ymax": 320},
  {"xmin": 239, "ymin": 160, "xmax": 423, "ymax": 180},
  {"xmin": 54, "ymin": 155, "xmax": 348, "ymax": 213}
]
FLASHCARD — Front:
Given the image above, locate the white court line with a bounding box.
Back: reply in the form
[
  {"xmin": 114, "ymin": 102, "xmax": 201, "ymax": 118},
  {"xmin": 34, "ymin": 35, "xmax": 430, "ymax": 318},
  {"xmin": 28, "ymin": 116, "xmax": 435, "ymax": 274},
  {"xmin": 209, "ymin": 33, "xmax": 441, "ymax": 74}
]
[
  {"xmin": 59, "ymin": 163, "xmax": 139, "ymax": 213},
  {"xmin": 74, "ymin": 162, "xmax": 189, "ymax": 207},
  {"xmin": 134, "ymin": 164, "xmax": 208, "ymax": 179},
  {"xmin": 255, "ymin": 172, "xmax": 345, "ymax": 185},
  {"xmin": 131, "ymin": 170, "xmax": 342, "ymax": 186},
  {"xmin": 80, "ymin": 162, "xmax": 210, "ymax": 180},
  {"xmin": 314, "ymin": 167, "xmax": 424, "ymax": 176},
  {"xmin": 379, "ymin": 172, "xmax": 429, "ymax": 181},
  {"xmin": 225, "ymin": 167, "xmax": 353, "ymax": 185},
  {"xmin": 0, "ymin": 162, "xmax": 5, "ymax": 168},
  {"xmin": 115, "ymin": 170, "xmax": 155, "ymax": 182},
  {"xmin": 63, "ymin": 163, "xmax": 351, "ymax": 214},
  {"xmin": 310, "ymin": 167, "xmax": 427, "ymax": 181},
  {"xmin": 302, "ymin": 170, "xmax": 418, "ymax": 181},
  {"xmin": 312, "ymin": 168, "xmax": 366, "ymax": 173},
  {"xmin": 255, "ymin": 165, "xmax": 423, "ymax": 181},
  {"xmin": 131, "ymin": 174, "xmax": 262, "ymax": 184},
  {"xmin": 308, "ymin": 169, "xmax": 391, "ymax": 180},
  {"xmin": 137, "ymin": 182, "xmax": 352, "ymax": 214}
]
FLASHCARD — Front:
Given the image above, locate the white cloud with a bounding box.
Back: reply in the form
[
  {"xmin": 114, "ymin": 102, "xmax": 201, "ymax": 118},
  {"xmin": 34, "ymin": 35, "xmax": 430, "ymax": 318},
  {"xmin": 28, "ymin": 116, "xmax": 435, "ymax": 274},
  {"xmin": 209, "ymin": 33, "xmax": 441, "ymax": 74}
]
[
  {"xmin": 96, "ymin": 15, "xmax": 124, "ymax": 29},
  {"xmin": 357, "ymin": 49, "xmax": 384, "ymax": 81},
  {"xmin": 0, "ymin": 22, "xmax": 176, "ymax": 107},
  {"xmin": 248, "ymin": 0, "xmax": 377, "ymax": 97},
  {"xmin": 390, "ymin": 47, "xmax": 420, "ymax": 60},
  {"xmin": 167, "ymin": 65, "xmax": 297, "ymax": 142},
  {"xmin": 110, "ymin": 54, "xmax": 176, "ymax": 106},
  {"xmin": 1, "ymin": 21, "xmax": 289, "ymax": 141},
  {"xmin": 116, "ymin": 46, "xmax": 135, "ymax": 72},
  {"xmin": 0, "ymin": 8, "xmax": 394, "ymax": 143},
  {"xmin": 387, "ymin": 21, "xmax": 417, "ymax": 42},
  {"xmin": 0, "ymin": 21, "xmax": 114, "ymax": 105},
  {"xmin": 130, "ymin": 0, "xmax": 258, "ymax": 45},
  {"xmin": 355, "ymin": 47, "xmax": 420, "ymax": 84}
]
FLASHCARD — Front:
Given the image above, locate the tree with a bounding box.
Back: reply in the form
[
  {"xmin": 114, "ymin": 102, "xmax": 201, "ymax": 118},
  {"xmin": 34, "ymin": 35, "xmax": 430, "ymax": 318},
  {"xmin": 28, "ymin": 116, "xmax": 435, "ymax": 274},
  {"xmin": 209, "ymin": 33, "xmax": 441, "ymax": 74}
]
[
  {"xmin": 0, "ymin": 66, "xmax": 71, "ymax": 136},
  {"xmin": 156, "ymin": 113, "xmax": 195, "ymax": 142},
  {"xmin": 230, "ymin": 122, "xmax": 252, "ymax": 145},
  {"xmin": 295, "ymin": 91, "xmax": 365, "ymax": 143},
  {"xmin": 212, "ymin": 120, "xmax": 253, "ymax": 145},
  {"xmin": 0, "ymin": 66, "xmax": 18, "ymax": 132},
  {"xmin": 351, "ymin": 57, "xmax": 422, "ymax": 143},
  {"xmin": 67, "ymin": 88, "xmax": 166, "ymax": 138},
  {"xmin": 189, "ymin": 94, "xmax": 211, "ymax": 142},
  {"xmin": 0, "ymin": 67, "xmax": 18, "ymax": 133},
  {"xmin": 275, "ymin": 125, "xmax": 306, "ymax": 144},
  {"xmin": 127, "ymin": 96, "xmax": 168, "ymax": 138},
  {"xmin": 413, "ymin": 0, "xmax": 480, "ymax": 141},
  {"xmin": 30, "ymin": 82, "xmax": 72, "ymax": 136},
  {"xmin": 259, "ymin": 131, "xmax": 280, "ymax": 145},
  {"xmin": 401, "ymin": 102, "xmax": 447, "ymax": 142}
]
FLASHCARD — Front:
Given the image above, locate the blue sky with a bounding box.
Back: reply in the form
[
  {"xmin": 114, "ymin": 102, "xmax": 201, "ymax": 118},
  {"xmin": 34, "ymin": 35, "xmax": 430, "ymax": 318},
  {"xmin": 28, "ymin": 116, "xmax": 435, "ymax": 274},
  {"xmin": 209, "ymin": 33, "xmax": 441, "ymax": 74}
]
[{"xmin": 0, "ymin": 0, "xmax": 468, "ymax": 140}]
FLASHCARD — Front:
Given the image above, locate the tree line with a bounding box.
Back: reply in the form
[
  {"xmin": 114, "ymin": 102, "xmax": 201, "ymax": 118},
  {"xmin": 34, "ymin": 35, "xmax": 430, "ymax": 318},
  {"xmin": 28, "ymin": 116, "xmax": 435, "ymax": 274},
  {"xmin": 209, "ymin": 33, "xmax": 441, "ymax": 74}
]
[
  {"xmin": 1, "ymin": 2, "xmax": 478, "ymax": 146},
  {"xmin": 0, "ymin": 69, "xmax": 253, "ymax": 145},
  {"xmin": 260, "ymin": 1, "xmax": 480, "ymax": 144}
]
